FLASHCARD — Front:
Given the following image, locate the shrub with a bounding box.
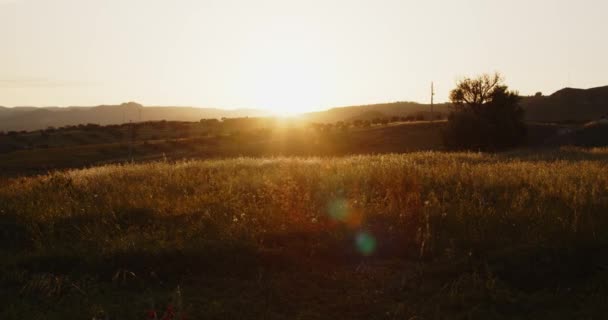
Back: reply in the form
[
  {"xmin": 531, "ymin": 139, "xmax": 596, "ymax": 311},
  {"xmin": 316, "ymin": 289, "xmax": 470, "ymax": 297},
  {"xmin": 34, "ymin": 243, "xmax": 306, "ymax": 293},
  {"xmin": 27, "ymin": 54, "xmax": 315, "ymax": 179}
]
[{"xmin": 444, "ymin": 73, "xmax": 526, "ymax": 151}]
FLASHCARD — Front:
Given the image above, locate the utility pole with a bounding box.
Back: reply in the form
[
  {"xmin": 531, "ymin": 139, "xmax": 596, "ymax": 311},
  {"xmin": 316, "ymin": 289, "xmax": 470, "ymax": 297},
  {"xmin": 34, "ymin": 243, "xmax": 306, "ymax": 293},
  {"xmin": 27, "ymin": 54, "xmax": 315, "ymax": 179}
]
[
  {"xmin": 431, "ymin": 82, "xmax": 435, "ymax": 122},
  {"xmin": 129, "ymin": 120, "xmax": 134, "ymax": 162}
]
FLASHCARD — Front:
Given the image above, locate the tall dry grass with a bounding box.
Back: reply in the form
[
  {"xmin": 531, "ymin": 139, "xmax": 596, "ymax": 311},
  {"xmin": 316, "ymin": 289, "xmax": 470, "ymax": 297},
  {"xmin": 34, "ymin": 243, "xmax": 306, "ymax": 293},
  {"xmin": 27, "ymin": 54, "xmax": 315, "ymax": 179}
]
[
  {"xmin": 2, "ymin": 148, "xmax": 608, "ymax": 319},
  {"xmin": 1, "ymin": 149, "xmax": 607, "ymax": 264}
]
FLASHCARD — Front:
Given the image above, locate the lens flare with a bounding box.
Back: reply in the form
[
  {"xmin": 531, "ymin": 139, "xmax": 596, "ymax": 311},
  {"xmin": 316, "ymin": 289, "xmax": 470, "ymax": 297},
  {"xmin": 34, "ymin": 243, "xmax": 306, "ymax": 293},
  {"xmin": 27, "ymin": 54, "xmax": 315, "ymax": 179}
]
[
  {"xmin": 356, "ymin": 232, "xmax": 376, "ymax": 256},
  {"xmin": 327, "ymin": 198, "xmax": 363, "ymax": 228},
  {"xmin": 328, "ymin": 198, "xmax": 349, "ymax": 222}
]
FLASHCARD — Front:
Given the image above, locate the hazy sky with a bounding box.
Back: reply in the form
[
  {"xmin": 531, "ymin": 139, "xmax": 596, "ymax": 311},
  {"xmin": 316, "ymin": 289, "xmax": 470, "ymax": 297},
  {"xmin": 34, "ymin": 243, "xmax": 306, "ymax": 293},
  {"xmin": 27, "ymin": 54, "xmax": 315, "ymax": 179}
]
[{"xmin": 1, "ymin": 0, "xmax": 607, "ymax": 113}]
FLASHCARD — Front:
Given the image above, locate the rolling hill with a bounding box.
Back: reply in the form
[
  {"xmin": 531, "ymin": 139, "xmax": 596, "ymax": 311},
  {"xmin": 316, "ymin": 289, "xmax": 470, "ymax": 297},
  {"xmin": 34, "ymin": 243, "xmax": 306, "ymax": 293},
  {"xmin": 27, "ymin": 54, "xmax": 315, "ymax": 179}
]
[
  {"xmin": 302, "ymin": 101, "xmax": 450, "ymax": 123},
  {"xmin": 522, "ymin": 85, "xmax": 608, "ymax": 123},
  {"xmin": 0, "ymin": 102, "xmax": 270, "ymax": 131},
  {"xmin": 0, "ymin": 101, "xmax": 449, "ymax": 132},
  {"xmin": 2, "ymin": 85, "xmax": 608, "ymax": 132}
]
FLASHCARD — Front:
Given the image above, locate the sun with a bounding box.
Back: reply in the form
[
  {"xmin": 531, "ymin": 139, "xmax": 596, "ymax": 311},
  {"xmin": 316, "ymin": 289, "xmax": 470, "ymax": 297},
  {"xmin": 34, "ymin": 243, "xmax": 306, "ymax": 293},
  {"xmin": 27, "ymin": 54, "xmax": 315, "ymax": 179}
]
[
  {"xmin": 233, "ymin": 22, "xmax": 335, "ymax": 116},
  {"xmin": 248, "ymin": 61, "xmax": 330, "ymax": 116}
]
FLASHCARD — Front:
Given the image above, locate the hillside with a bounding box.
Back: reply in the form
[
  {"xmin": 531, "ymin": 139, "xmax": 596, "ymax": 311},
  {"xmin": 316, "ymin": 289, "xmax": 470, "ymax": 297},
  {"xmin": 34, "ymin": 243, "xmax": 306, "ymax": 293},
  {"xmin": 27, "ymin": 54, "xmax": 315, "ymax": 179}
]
[
  {"xmin": 0, "ymin": 102, "xmax": 270, "ymax": 131},
  {"xmin": 0, "ymin": 101, "xmax": 450, "ymax": 132},
  {"xmin": 0, "ymin": 121, "xmax": 447, "ymax": 176},
  {"xmin": 303, "ymin": 101, "xmax": 450, "ymax": 123},
  {"xmin": 2, "ymin": 84, "xmax": 608, "ymax": 132},
  {"xmin": 2, "ymin": 118, "xmax": 597, "ymax": 177},
  {"xmin": 543, "ymin": 122, "xmax": 608, "ymax": 147},
  {"xmin": 522, "ymin": 85, "xmax": 608, "ymax": 123},
  {"xmin": 300, "ymin": 86, "xmax": 608, "ymax": 124}
]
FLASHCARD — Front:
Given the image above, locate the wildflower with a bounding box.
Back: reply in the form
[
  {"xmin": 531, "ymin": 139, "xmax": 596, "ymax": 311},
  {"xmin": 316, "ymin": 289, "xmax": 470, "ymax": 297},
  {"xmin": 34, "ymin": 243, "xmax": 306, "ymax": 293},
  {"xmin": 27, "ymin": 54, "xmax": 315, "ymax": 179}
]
[{"xmin": 161, "ymin": 304, "xmax": 176, "ymax": 320}]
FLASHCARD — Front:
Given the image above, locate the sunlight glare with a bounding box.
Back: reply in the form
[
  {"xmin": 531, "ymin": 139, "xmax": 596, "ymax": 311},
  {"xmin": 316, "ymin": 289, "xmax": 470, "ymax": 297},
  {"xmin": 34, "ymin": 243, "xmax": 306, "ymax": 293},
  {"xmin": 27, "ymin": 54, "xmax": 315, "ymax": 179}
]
[{"xmin": 235, "ymin": 17, "xmax": 335, "ymax": 115}]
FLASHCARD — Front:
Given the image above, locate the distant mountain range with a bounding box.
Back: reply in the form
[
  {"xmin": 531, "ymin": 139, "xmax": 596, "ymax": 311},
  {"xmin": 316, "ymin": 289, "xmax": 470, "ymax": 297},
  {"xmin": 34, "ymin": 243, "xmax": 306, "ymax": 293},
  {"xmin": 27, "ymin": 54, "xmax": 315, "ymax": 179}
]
[
  {"xmin": 1, "ymin": 85, "xmax": 607, "ymax": 131},
  {"xmin": 0, "ymin": 103, "xmax": 271, "ymax": 131}
]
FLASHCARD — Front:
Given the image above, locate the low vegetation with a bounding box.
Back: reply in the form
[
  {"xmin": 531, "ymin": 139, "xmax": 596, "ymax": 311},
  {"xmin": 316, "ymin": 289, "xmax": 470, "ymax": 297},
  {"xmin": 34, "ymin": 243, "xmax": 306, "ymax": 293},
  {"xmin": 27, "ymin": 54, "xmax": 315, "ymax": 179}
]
[{"xmin": 2, "ymin": 149, "xmax": 608, "ymax": 319}]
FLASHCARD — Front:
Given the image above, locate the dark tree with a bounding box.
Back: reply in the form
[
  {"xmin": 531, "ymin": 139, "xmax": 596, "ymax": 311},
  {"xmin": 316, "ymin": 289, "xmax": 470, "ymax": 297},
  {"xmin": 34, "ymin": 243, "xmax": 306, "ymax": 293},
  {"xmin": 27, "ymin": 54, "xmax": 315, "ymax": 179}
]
[{"xmin": 444, "ymin": 73, "xmax": 526, "ymax": 151}]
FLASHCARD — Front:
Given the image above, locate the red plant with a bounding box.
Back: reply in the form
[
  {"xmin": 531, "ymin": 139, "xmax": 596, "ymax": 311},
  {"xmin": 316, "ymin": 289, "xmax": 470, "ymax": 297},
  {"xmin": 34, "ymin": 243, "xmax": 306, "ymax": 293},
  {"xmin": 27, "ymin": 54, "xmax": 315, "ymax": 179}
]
[
  {"xmin": 145, "ymin": 310, "xmax": 157, "ymax": 320},
  {"xmin": 145, "ymin": 304, "xmax": 187, "ymax": 320}
]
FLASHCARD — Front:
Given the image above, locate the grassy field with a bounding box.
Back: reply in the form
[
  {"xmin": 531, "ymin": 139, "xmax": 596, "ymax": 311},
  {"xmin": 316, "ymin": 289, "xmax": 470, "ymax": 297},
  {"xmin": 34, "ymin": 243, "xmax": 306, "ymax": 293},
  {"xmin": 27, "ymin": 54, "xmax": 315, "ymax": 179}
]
[
  {"xmin": 2, "ymin": 148, "xmax": 608, "ymax": 319},
  {"xmin": 0, "ymin": 121, "xmax": 447, "ymax": 176},
  {"xmin": 0, "ymin": 120, "xmax": 574, "ymax": 177}
]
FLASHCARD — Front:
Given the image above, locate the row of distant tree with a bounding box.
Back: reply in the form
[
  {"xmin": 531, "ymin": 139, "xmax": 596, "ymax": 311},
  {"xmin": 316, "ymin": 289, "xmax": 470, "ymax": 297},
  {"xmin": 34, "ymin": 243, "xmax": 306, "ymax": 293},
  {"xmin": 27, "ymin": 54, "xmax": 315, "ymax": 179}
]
[
  {"xmin": 308, "ymin": 114, "xmax": 445, "ymax": 132},
  {"xmin": 1, "ymin": 107, "xmax": 451, "ymax": 138}
]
